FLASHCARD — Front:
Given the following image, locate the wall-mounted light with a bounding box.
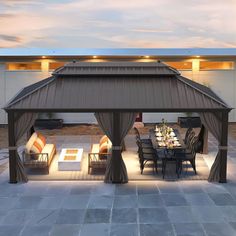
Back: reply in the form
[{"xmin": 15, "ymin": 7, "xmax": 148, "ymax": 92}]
[
  {"xmin": 144, "ymin": 55, "xmax": 150, "ymax": 58},
  {"xmin": 42, "ymin": 56, "xmax": 46, "ymax": 59},
  {"xmin": 196, "ymin": 55, "xmax": 200, "ymax": 58},
  {"xmin": 92, "ymin": 56, "xmax": 97, "ymax": 59}
]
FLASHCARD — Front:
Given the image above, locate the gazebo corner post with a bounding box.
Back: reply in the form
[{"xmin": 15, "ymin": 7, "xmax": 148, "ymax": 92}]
[
  {"xmin": 8, "ymin": 111, "xmax": 17, "ymax": 184},
  {"xmin": 202, "ymin": 128, "xmax": 208, "ymax": 154},
  {"xmin": 109, "ymin": 112, "xmax": 128, "ymax": 184},
  {"xmin": 219, "ymin": 111, "xmax": 229, "ymax": 183}
]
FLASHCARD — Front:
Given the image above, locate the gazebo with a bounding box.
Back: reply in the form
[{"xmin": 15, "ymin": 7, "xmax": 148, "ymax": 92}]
[{"xmin": 4, "ymin": 61, "xmax": 232, "ymax": 184}]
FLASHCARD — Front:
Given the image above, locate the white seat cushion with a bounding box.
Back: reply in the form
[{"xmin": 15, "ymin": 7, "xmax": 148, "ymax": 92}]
[
  {"xmin": 42, "ymin": 144, "xmax": 55, "ymax": 156},
  {"xmin": 91, "ymin": 144, "xmax": 99, "ymax": 153}
]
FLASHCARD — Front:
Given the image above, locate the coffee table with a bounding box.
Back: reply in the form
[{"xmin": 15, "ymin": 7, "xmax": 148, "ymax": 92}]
[{"xmin": 58, "ymin": 148, "xmax": 83, "ymax": 171}]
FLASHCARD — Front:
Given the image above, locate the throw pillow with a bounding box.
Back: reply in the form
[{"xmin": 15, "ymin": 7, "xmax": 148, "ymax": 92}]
[
  {"xmin": 99, "ymin": 142, "xmax": 108, "ymax": 154},
  {"xmin": 30, "ymin": 140, "xmax": 43, "ymax": 154},
  {"xmin": 99, "ymin": 135, "xmax": 109, "ymax": 146},
  {"xmin": 37, "ymin": 133, "xmax": 46, "ymax": 149}
]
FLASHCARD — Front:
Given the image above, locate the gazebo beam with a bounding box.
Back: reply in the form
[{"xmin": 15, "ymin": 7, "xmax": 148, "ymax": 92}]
[
  {"xmin": 219, "ymin": 111, "xmax": 229, "ymax": 183},
  {"xmin": 8, "ymin": 112, "xmax": 17, "ymax": 183}
]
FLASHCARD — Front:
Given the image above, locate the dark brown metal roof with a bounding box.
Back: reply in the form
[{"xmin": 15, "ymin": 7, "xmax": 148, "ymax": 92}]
[
  {"xmin": 53, "ymin": 61, "xmax": 179, "ymax": 76},
  {"xmin": 4, "ymin": 62, "xmax": 231, "ymax": 112}
]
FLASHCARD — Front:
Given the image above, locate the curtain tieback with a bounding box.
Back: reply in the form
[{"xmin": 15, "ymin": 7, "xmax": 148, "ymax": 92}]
[
  {"xmin": 112, "ymin": 146, "xmax": 122, "ymax": 150},
  {"xmin": 218, "ymin": 146, "xmax": 228, "ymax": 150},
  {"xmin": 8, "ymin": 146, "xmax": 18, "ymax": 150}
]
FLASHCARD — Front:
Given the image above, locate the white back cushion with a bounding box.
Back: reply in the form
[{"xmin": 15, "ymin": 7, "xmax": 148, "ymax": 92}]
[{"xmin": 25, "ymin": 132, "xmax": 38, "ymax": 153}]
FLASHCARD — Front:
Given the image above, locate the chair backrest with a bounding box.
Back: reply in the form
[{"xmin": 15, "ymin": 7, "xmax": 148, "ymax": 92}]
[
  {"xmin": 136, "ymin": 139, "xmax": 141, "ymax": 149},
  {"xmin": 135, "ymin": 139, "xmax": 144, "ymax": 160},
  {"xmin": 184, "ymin": 127, "xmax": 193, "ymax": 144},
  {"xmin": 190, "ymin": 136, "xmax": 199, "ymax": 158},
  {"xmin": 134, "ymin": 127, "xmax": 141, "ymax": 139},
  {"xmin": 186, "ymin": 131, "xmax": 195, "ymax": 148}
]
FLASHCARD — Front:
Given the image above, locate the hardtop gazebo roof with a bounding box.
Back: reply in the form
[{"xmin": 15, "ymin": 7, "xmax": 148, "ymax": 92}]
[{"xmin": 4, "ymin": 61, "xmax": 231, "ymax": 112}]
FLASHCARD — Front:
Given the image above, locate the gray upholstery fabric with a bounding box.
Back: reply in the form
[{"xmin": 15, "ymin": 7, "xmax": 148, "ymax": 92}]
[
  {"xmin": 199, "ymin": 112, "xmax": 223, "ymax": 182},
  {"xmin": 95, "ymin": 112, "xmax": 137, "ymax": 183},
  {"xmin": 14, "ymin": 112, "xmax": 38, "ymax": 182}
]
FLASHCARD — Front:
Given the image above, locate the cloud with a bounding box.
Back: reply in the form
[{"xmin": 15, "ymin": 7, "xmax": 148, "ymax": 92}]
[
  {"xmin": 2, "ymin": 0, "xmax": 43, "ymax": 7},
  {"xmin": 0, "ymin": 0, "xmax": 235, "ymax": 48},
  {"xmin": 0, "ymin": 34, "xmax": 22, "ymax": 42},
  {"xmin": 0, "ymin": 13, "xmax": 14, "ymax": 18},
  {"xmin": 131, "ymin": 29, "xmax": 173, "ymax": 33}
]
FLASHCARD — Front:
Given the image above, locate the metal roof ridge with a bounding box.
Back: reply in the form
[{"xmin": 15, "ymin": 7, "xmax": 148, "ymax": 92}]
[{"xmin": 52, "ymin": 61, "xmax": 179, "ymax": 76}]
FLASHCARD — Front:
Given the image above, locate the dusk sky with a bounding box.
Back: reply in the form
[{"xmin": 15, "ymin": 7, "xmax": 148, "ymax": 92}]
[{"xmin": 0, "ymin": 0, "xmax": 236, "ymax": 48}]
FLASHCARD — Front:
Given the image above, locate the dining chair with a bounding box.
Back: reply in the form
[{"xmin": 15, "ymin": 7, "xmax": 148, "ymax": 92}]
[
  {"xmin": 184, "ymin": 127, "xmax": 193, "ymax": 144},
  {"xmin": 136, "ymin": 139, "xmax": 158, "ymax": 174},
  {"xmin": 185, "ymin": 132, "xmax": 197, "ymax": 154},
  {"xmin": 134, "ymin": 127, "xmax": 152, "ymax": 145},
  {"xmin": 177, "ymin": 136, "xmax": 198, "ymax": 175},
  {"xmin": 161, "ymin": 148, "xmax": 182, "ymax": 179}
]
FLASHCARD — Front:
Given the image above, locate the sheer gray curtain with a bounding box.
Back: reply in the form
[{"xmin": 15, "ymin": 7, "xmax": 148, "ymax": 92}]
[
  {"xmin": 13, "ymin": 112, "xmax": 38, "ymax": 182},
  {"xmin": 95, "ymin": 113, "xmax": 113, "ymax": 140},
  {"xmin": 95, "ymin": 112, "xmax": 137, "ymax": 183},
  {"xmin": 199, "ymin": 112, "xmax": 222, "ymax": 182}
]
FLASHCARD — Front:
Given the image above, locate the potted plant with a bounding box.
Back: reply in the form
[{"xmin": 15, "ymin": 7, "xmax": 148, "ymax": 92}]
[
  {"xmin": 178, "ymin": 112, "xmax": 201, "ymax": 128},
  {"xmin": 35, "ymin": 113, "xmax": 63, "ymax": 129}
]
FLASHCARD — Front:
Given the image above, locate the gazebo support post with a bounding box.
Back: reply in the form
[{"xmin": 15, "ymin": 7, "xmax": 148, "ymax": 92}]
[
  {"xmin": 111, "ymin": 112, "xmax": 122, "ymax": 183},
  {"xmin": 198, "ymin": 124, "xmax": 208, "ymax": 154},
  {"xmin": 202, "ymin": 126, "xmax": 208, "ymax": 154},
  {"xmin": 219, "ymin": 111, "xmax": 229, "ymax": 183},
  {"xmin": 8, "ymin": 112, "xmax": 17, "ymax": 183}
]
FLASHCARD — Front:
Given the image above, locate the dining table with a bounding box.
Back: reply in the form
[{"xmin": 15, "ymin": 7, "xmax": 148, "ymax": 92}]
[{"xmin": 149, "ymin": 127, "xmax": 186, "ymax": 178}]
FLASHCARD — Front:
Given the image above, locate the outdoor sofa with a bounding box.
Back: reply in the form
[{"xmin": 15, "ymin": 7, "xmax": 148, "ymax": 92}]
[
  {"xmin": 23, "ymin": 132, "xmax": 56, "ymax": 174},
  {"xmin": 88, "ymin": 135, "xmax": 112, "ymax": 174}
]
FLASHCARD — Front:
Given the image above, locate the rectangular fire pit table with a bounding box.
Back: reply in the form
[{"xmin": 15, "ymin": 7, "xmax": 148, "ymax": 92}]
[{"xmin": 58, "ymin": 148, "xmax": 83, "ymax": 171}]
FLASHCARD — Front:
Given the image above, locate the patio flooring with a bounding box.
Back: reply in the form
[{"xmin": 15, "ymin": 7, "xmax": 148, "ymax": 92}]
[
  {"xmin": 1, "ymin": 125, "xmax": 236, "ymax": 235},
  {"xmin": 26, "ymin": 134, "xmax": 209, "ymax": 181}
]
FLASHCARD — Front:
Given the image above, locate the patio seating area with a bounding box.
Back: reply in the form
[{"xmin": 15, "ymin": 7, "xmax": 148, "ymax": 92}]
[{"xmin": 24, "ymin": 124, "xmax": 209, "ymax": 181}]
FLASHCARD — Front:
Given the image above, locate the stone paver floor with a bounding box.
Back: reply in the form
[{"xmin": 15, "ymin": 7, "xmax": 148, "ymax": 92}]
[{"xmin": 1, "ymin": 179, "xmax": 236, "ymax": 236}]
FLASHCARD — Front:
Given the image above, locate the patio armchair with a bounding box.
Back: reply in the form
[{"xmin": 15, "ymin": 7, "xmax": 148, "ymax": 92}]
[
  {"xmin": 88, "ymin": 135, "xmax": 112, "ymax": 174},
  {"xmin": 23, "ymin": 132, "xmax": 56, "ymax": 174}
]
